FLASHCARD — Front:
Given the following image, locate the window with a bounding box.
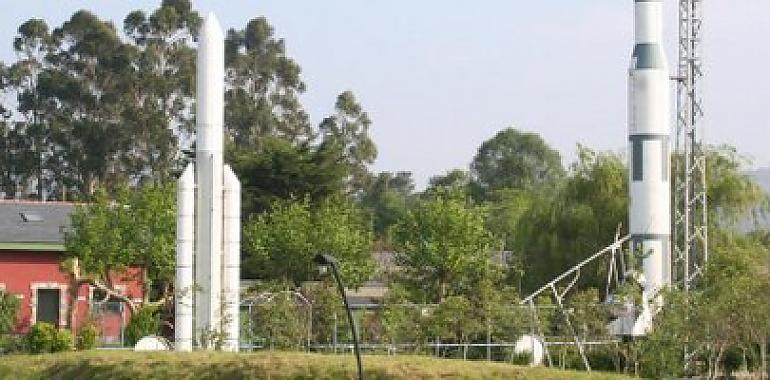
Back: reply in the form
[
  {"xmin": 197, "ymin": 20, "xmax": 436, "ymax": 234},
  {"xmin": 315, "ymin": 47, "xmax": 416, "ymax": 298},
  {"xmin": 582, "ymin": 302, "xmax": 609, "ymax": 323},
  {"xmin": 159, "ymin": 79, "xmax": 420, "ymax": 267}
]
[
  {"xmin": 20, "ymin": 212, "xmax": 44, "ymax": 222},
  {"xmin": 633, "ymin": 140, "xmax": 644, "ymax": 181},
  {"xmin": 36, "ymin": 288, "xmax": 61, "ymax": 325}
]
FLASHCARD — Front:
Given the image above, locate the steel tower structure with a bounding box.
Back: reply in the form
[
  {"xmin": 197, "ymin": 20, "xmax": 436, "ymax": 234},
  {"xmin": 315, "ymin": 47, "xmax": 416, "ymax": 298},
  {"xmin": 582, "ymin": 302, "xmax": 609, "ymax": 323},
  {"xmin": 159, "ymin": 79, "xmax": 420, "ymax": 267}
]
[{"xmin": 672, "ymin": 0, "xmax": 708, "ymax": 291}]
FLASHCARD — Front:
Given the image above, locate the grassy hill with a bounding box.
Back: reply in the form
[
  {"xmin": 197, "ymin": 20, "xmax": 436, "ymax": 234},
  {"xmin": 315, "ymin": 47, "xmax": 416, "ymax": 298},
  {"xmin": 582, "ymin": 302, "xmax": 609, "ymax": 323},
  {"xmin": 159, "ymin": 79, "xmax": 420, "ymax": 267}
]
[{"xmin": 0, "ymin": 351, "xmax": 631, "ymax": 379}]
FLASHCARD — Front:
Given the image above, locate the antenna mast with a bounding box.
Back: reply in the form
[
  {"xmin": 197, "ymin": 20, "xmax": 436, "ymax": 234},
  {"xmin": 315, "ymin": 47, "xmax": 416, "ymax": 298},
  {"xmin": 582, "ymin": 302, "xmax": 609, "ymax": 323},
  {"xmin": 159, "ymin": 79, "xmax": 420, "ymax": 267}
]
[{"xmin": 673, "ymin": 0, "xmax": 708, "ymax": 291}]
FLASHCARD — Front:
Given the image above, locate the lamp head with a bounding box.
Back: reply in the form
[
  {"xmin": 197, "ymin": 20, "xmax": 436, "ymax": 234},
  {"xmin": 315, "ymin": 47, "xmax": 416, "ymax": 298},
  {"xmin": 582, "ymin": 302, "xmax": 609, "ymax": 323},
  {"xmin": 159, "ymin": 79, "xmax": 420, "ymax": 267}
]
[{"xmin": 314, "ymin": 253, "xmax": 338, "ymax": 267}]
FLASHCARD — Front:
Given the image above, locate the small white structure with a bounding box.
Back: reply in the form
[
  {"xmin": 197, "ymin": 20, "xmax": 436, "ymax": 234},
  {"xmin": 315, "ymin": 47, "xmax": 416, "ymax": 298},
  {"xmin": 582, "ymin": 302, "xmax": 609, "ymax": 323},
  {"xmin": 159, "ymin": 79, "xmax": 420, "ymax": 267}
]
[
  {"xmin": 514, "ymin": 335, "xmax": 545, "ymax": 366},
  {"xmin": 135, "ymin": 336, "xmax": 172, "ymax": 351},
  {"xmin": 174, "ymin": 13, "xmax": 241, "ymax": 352}
]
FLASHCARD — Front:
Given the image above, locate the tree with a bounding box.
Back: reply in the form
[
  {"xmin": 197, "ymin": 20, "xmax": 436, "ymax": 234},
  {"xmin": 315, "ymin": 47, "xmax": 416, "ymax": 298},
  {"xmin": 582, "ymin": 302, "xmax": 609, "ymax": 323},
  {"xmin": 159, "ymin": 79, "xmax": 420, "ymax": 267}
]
[
  {"xmin": 514, "ymin": 146, "xmax": 627, "ymax": 292},
  {"xmin": 227, "ymin": 137, "xmax": 349, "ymax": 216},
  {"xmin": 639, "ymin": 232, "xmax": 770, "ymax": 378},
  {"xmin": 470, "ymin": 128, "xmax": 564, "ymax": 200},
  {"xmin": 359, "ymin": 171, "xmax": 415, "ymax": 240},
  {"xmin": 122, "ymin": 0, "xmax": 201, "ymax": 183},
  {"xmin": 391, "ymin": 194, "xmax": 500, "ymax": 303},
  {"xmin": 224, "ymin": 16, "xmax": 311, "ymax": 148},
  {"xmin": 63, "ymin": 183, "xmax": 177, "ymax": 326},
  {"xmin": 425, "ymin": 169, "xmax": 471, "ymax": 197},
  {"xmin": 319, "ymin": 91, "xmax": 378, "ymax": 192},
  {"xmin": 4, "ymin": 19, "xmax": 55, "ymax": 200},
  {"xmin": 243, "ymin": 196, "xmax": 374, "ymax": 287}
]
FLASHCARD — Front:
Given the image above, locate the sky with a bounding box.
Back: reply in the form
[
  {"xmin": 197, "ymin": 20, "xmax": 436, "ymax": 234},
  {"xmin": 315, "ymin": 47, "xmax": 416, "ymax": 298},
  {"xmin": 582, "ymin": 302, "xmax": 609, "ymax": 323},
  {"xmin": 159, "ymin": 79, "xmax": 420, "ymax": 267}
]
[{"xmin": 0, "ymin": 1, "xmax": 768, "ymax": 188}]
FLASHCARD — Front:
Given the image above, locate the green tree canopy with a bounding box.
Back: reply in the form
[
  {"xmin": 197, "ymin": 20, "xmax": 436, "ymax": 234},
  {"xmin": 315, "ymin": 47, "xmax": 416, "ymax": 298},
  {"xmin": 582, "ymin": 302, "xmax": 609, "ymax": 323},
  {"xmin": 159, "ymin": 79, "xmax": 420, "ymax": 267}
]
[
  {"xmin": 64, "ymin": 183, "xmax": 177, "ymax": 314},
  {"xmin": 243, "ymin": 196, "xmax": 374, "ymax": 287},
  {"xmin": 391, "ymin": 194, "xmax": 500, "ymax": 303},
  {"xmin": 470, "ymin": 128, "xmax": 564, "ymax": 199},
  {"xmin": 514, "ymin": 146, "xmax": 627, "ymax": 292}
]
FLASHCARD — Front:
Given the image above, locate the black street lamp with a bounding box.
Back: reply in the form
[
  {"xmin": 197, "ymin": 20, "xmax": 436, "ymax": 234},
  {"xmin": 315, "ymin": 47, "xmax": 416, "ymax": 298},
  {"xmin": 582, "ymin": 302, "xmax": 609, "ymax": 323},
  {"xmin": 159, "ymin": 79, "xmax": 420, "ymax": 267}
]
[{"xmin": 314, "ymin": 253, "xmax": 363, "ymax": 380}]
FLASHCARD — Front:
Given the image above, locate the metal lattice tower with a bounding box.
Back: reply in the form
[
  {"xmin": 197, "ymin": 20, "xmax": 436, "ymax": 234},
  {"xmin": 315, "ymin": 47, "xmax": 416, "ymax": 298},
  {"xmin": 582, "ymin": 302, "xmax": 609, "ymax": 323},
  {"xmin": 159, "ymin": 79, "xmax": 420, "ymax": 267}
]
[{"xmin": 672, "ymin": 0, "xmax": 708, "ymax": 291}]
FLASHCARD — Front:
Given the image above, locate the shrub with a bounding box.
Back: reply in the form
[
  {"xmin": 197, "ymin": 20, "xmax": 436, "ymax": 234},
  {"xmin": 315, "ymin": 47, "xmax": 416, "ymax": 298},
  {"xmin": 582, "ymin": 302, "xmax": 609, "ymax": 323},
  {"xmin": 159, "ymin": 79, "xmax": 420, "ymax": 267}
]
[
  {"xmin": 26, "ymin": 322, "xmax": 73, "ymax": 353},
  {"xmin": 0, "ymin": 334, "xmax": 25, "ymax": 353},
  {"xmin": 77, "ymin": 323, "xmax": 99, "ymax": 350},
  {"xmin": 511, "ymin": 351, "xmax": 533, "ymax": 365},
  {"xmin": 0, "ymin": 291, "xmax": 20, "ymax": 335},
  {"xmin": 26, "ymin": 323, "xmax": 57, "ymax": 353},
  {"xmin": 124, "ymin": 306, "xmax": 159, "ymax": 347},
  {"xmin": 51, "ymin": 329, "xmax": 74, "ymax": 352}
]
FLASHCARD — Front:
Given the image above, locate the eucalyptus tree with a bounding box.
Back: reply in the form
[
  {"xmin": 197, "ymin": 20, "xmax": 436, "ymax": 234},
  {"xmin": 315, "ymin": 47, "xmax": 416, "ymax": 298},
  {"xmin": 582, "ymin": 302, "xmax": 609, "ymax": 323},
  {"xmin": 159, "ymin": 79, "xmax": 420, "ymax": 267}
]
[
  {"xmin": 318, "ymin": 91, "xmax": 378, "ymax": 193},
  {"xmin": 42, "ymin": 10, "xmax": 136, "ymax": 198},
  {"xmin": 224, "ymin": 16, "xmax": 311, "ymax": 148},
  {"xmin": 3, "ymin": 19, "xmax": 54, "ymax": 199},
  {"xmin": 122, "ymin": 0, "xmax": 201, "ymax": 183}
]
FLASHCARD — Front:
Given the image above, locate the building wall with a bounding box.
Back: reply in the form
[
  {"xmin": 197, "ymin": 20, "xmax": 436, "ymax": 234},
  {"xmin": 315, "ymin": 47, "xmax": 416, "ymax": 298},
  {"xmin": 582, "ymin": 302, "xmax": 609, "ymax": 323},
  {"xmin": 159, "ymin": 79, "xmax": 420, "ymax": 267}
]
[{"xmin": 0, "ymin": 250, "xmax": 143, "ymax": 338}]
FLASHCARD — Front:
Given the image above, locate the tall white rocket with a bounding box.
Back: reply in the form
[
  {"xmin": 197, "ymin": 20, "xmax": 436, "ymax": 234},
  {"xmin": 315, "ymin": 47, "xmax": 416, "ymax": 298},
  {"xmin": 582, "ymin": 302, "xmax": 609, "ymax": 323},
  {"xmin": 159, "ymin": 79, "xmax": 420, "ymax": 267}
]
[
  {"xmin": 628, "ymin": 0, "xmax": 671, "ymax": 334},
  {"xmin": 175, "ymin": 12, "xmax": 241, "ymax": 352}
]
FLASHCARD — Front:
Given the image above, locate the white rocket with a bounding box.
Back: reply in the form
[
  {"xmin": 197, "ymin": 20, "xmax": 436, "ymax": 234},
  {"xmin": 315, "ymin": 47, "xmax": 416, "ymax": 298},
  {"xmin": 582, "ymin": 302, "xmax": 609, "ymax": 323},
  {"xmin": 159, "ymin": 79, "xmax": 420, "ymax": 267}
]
[
  {"xmin": 628, "ymin": 0, "xmax": 671, "ymax": 334},
  {"xmin": 175, "ymin": 13, "xmax": 241, "ymax": 352}
]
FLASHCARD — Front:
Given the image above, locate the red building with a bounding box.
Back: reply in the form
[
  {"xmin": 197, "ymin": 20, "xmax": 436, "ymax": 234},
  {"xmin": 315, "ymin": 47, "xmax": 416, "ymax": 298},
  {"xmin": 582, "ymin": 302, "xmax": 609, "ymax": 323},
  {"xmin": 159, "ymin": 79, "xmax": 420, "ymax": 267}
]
[{"xmin": 0, "ymin": 201, "xmax": 143, "ymax": 344}]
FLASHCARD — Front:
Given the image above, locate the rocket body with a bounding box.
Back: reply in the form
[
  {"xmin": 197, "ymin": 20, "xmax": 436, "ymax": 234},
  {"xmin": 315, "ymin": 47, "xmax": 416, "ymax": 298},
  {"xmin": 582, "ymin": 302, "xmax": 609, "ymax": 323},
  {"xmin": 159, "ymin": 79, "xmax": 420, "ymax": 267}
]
[
  {"xmin": 628, "ymin": 0, "xmax": 671, "ymax": 332},
  {"xmin": 176, "ymin": 13, "xmax": 241, "ymax": 351},
  {"xmin": 195, "ymin": 13, "xmax": 225, "ymax": 341}
]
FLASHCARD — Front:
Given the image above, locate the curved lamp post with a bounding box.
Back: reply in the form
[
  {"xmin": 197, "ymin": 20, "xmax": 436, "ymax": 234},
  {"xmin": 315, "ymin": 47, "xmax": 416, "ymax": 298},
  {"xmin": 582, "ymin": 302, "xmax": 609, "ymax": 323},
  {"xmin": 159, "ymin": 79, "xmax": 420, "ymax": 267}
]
[{"xmin": 314, "ymin": 254, "xmax": 363, "ymax": 380}]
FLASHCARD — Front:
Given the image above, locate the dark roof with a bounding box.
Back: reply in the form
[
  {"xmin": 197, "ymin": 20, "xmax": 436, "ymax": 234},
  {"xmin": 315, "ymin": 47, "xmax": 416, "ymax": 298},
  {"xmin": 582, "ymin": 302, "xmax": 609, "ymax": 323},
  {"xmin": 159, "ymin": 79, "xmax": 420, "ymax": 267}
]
[{"xmin": 0, "ymin": 201, "xmax": 75, "ymax": 250}]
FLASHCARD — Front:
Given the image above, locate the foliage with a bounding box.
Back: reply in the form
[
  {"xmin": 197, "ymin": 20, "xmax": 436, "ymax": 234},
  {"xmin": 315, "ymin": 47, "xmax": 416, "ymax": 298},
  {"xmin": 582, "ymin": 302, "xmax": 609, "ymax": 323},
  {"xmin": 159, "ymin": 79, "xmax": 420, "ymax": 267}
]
[
  {"xmin": 241, "ymin": 282, "xmax": 311, "ymax": 350},
  {"xmin": 703, "ymin": 145, "xmax": 769, "ymax": 226},
  {"xmin": 567, "ymin": 288, "xmax": 611, "ymax": 339},
  {"xmin": 319, "ymin": 91, "xmax": 378, "ymax": 192},
  {"xmin": 426, "ymin": 296, "xmax": 477, "ymax": 344},
  {"xmin": 514, "ymin": 146, "xmax": 627, "ymax": 292},
  {"xmin": 25, "ymin": 323, "xmax": 73, "ymax": 354},
  {"xmin": 124, "ymin": 307, "xmax": 160, "ymax": 347},
  {"xmin": 381, "ymin": 284, "xmax": 425, "ymax": 348},
  {"xmin": 470, "ymin": 128, "xmax": 564, "ymax": 200},
  {"xmin": 0, "ymin": 291, "xmax": 20, "ymax": 336},
  {"xmin": 637, "ymin": 232, "xmax": 770, "ymax": 378},
  {"xmin": 225, "ymin": 16, "xmax": 310, "ymax": 147},
  {"xmin": 243, "ymin": 196, "xmax": 374, "ymax": 287},
  {"xmin": 227, "ymin": 137, "xmax": 349, "ymax": 216},
  {"xmin": 76, "ymin": 322, "xmax": 99, "ymax": 350},
  {"xmin": 64, "ymin": 183, "xmax": 176, "ymax": 307},
  {"xmin": 391, "ymin": 194, "xmax": 500, "ymax": 303},
  {"xmin": 359, "ymin": 171, "xmax": 415, "ymax": 240}
]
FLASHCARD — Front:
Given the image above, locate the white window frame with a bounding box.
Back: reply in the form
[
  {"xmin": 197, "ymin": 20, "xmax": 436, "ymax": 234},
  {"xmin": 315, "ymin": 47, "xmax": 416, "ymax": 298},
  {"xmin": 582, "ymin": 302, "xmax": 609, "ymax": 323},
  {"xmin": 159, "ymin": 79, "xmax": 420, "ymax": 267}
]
[{"xmin": 30, "ymin": 282, "xmax": 68, "ymax": 327}]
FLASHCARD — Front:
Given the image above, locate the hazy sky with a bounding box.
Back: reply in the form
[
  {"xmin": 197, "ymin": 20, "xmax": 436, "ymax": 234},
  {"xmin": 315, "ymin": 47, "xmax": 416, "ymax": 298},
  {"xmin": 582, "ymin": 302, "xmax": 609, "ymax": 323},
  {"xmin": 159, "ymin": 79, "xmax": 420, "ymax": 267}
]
[{"xmin": 1, "ymin": 1, "xmax": 768, "ymax": 188}]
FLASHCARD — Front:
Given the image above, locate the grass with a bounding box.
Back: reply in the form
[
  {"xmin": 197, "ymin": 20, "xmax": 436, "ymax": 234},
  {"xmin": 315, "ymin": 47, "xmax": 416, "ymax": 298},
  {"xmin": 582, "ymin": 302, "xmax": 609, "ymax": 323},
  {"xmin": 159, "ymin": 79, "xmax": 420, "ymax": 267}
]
[{"xmin": 0, "ymin": 351, "xmax": 632, "ymax": 380}]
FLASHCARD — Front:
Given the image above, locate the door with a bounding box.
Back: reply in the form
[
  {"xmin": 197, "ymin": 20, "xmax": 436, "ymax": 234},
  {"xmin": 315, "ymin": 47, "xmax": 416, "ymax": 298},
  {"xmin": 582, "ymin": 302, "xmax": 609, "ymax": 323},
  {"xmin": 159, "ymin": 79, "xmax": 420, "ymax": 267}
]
[{"xmin": 37, "ymin": 288, "xmax": 60, "ymax": 325}]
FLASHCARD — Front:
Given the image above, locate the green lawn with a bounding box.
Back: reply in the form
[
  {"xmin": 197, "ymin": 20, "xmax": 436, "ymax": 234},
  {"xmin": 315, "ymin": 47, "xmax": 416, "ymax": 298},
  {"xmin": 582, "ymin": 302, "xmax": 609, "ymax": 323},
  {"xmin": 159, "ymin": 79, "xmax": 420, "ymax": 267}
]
[{"xmin": 0, "ymin": 351, "xmax": 631, "ymax": 380}]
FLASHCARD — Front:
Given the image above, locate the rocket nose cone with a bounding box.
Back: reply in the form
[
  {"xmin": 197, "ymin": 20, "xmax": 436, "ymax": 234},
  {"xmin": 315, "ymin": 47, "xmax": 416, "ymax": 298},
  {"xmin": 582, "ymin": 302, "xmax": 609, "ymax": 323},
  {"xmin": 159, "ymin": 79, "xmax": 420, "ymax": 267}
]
[{"xmin": 199, "ymin": 12, "xmax": 223, "ymax": 41}]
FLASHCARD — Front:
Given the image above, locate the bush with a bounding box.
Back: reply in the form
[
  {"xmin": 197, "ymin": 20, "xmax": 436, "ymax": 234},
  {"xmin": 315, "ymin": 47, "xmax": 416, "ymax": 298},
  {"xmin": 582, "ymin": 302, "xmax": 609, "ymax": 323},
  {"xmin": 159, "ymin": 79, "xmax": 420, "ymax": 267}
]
[
  {"xmin": 51, "ymin": 329, "xmax": 74, "ymax": 352},
  {"xmin": 0, "ymin": 334, "xmax": 25, "ymax": 353},
  {"xmin": 26, "ymin": 322, "xmax": 73, "ymax": 353},
  {"xmin": 511, "ymin": 351, "xmax": 533, "ymax": 365},
  {"xmin": 124, "ymin": 306, "xmax": 159, "ymax": 347},
  {"xmin": 77, "ymin": 323, "xmax": 99, "ymax": 350},
  {"xmin": 586, "ymin": 347, "xmax": 619, "ymax": 371},
  {"xmin": 0, "ymin": 291, "xmax": 20, "ymax": 335}
]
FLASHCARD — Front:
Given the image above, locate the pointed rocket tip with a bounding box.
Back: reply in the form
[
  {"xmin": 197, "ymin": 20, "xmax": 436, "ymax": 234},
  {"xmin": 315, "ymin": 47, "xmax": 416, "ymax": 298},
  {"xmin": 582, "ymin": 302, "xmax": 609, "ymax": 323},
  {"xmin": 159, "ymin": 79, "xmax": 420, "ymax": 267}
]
[{"xmin": 200, "ymin": 12, "xmax": 223, "ymax": 37}]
